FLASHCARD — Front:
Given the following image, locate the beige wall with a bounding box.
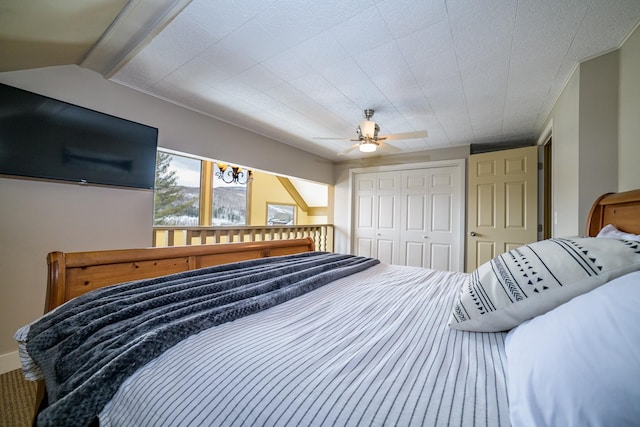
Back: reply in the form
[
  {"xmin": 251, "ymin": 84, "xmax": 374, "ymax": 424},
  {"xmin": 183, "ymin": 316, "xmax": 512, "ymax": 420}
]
[
  {"xmin": 0, "ymin": 178, "xmax": 153, "ymax": 370},
  {"xmin": 0, "ymin": 65, "xmax": 333, "ymax": 368},
  {"xmin": 544, "ymin": 70, "xmax": 581, "ymax": 237},
  {"xmin": 619, "ymin": 24, "xmax": 640, "ymax": 191},
  {"xmin": 540, "ymin": 24, "xmax": 639, "ymax": 237},
  {"xmin": 577, "ymin": 50, "xmax": 619, "ymax": 232}
]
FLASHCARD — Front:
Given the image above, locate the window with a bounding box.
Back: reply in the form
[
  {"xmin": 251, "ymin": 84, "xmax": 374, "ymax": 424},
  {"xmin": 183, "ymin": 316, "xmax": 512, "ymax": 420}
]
[
  {"xmin": 211, "ymin": 163, "xmax": 248, "ymax": 225},
  {"xmin": 153, "ymin": 150, "xmax": 249, "ymax": 226},
  {"xmin": 266, "ymin": 203, "xmax": 295, "ymax": 225},
  {"xmin": 153, "ymin": 151, "xmax": 201, "ymax": 226}
]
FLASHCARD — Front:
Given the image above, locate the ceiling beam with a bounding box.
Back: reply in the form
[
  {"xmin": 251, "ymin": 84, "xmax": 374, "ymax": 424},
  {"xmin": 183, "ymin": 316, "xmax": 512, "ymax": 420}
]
[
  {"xmin": 277, "ymin": 177, "xmax": 309, "ymax": 213},
  {"xmin": 81, "ymin": 0, "xmax": 193, "ymax": 78}
]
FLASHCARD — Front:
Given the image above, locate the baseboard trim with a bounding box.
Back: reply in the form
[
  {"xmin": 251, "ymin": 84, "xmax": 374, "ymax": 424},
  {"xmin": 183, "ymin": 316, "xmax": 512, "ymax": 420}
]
[{"xmin": 0, "ymin": 351, "xmax": 21, "ymax": 375}]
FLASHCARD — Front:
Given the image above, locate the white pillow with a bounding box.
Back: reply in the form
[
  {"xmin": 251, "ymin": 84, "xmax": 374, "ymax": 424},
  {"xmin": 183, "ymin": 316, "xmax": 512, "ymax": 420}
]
[
  {"xmin": 14, "ymin": 324, "xmax": 43, "ymax": 381},
  {"xmin": 449, "ymin": 237, "xmax": 640, "ymax": 332},
  {"xmin": 505, "ymin": 271, "xmax": 640, "ymax": 427},
  {"xmin": 596, "ymin": 223, "xmax": 640, "ymax": 241}
]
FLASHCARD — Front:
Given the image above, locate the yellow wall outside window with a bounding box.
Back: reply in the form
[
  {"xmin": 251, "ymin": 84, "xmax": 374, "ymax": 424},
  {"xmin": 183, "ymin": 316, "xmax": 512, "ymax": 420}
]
[{"xmin": 249, "ymin": 171, "xmax": 327, "ymax": 225}]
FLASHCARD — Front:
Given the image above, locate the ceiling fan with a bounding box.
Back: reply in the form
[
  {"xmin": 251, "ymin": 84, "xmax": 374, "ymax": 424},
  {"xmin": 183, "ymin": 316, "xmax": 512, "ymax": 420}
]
[{"xmin": 314, "ymin": 109, "xmax": 428, "ymax": 155}]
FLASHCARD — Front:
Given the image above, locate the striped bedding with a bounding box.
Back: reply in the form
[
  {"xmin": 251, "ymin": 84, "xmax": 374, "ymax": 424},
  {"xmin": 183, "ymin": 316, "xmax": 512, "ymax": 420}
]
[
  {"xmin": 25, "ymin": 252, "xmax": 378, "ymax": 427},
  {"xmin": 99, "ymin": 263, "xmax": 509, "ymax": 427}
]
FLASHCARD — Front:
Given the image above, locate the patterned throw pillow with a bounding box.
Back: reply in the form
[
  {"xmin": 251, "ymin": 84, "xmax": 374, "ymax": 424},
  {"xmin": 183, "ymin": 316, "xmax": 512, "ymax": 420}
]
[{"xmin": 449, "ymin": 237, "xmax": 640, "ymax": 332}]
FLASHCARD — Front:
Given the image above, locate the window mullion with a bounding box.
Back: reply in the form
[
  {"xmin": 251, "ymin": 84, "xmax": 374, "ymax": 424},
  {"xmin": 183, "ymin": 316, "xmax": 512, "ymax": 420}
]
[{"xmin": 200, "ymin": 161, "xmax": 213, "ymax": 226}]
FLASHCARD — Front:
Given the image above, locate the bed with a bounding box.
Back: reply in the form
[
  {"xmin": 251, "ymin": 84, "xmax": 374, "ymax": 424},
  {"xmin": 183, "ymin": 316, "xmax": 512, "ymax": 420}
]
[{"xmin": 16, "ymin": 189, "xmax": 640, "ymax": 427}]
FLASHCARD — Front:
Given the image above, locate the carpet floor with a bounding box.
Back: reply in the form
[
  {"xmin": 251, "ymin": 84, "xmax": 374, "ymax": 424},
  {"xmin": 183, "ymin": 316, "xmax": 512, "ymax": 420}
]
[{"xmin": 0, "ymin": 369, "xmax": 36, "ymax": 427}]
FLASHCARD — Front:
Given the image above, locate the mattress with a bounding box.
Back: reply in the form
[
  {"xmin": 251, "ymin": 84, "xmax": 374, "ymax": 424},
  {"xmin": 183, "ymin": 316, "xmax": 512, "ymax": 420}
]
[{"xmin": 99, "ymin": 263, "xmax": 509, "ymax": 426}]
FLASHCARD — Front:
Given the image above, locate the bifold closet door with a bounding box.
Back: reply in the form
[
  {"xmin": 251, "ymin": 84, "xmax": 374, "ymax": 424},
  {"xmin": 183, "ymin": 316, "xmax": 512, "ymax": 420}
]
[
  {"xmin": 401, "ymin": 166, "xmax": 460, "ymax": 271},
  {"xmin": 353, "ymin": 171, "xmax": 401, "ymax": 265}
]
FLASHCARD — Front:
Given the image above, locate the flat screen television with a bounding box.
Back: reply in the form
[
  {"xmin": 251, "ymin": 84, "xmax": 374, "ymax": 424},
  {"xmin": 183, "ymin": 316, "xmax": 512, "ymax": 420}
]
[{"xmin": 0, "ymin": 82, "xmax": 158, "ymax": 190}]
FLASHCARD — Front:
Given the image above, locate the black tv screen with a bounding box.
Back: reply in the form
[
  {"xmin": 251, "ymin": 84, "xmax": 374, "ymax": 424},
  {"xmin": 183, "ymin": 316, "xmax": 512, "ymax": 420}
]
[{"xmin": 0, "ymin": 83, "xmax": 158, "ymax": 189}]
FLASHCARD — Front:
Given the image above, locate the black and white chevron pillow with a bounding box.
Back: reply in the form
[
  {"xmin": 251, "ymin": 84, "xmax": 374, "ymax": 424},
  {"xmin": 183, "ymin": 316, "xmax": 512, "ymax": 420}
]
[{"xmin": 449, "ymin": 237, "xmax": 640, "ymax": 332}]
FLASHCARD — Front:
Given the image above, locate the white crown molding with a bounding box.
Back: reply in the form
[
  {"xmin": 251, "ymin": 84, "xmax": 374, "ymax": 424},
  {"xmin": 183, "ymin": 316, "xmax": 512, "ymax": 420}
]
[{"xmin": 80, "ymin": 0, "xmax": 193, "ymax": 78}]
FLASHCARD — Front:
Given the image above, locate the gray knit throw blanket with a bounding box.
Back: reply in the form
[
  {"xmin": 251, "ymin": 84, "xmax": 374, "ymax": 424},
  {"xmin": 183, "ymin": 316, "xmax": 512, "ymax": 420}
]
[{"xmin": 27, "ymin": 252, "xmax": 379, "ymax": 426}]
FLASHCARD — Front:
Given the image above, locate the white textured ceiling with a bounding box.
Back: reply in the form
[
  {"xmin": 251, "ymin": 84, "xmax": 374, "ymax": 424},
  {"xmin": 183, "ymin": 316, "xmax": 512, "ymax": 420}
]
[
  {"xmin": 10, "ymin": 1, "xmax": 638, "ymax": 162},
  {"xmin": 111, "ymin": 0, "xmax": 640, "ymax": 161}
]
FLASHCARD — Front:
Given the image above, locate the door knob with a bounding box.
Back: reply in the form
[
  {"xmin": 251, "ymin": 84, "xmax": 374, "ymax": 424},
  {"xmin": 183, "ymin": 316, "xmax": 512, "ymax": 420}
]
[{"xmin": 469, "ymin": 231, "xmax": 477, "ymax": 237}]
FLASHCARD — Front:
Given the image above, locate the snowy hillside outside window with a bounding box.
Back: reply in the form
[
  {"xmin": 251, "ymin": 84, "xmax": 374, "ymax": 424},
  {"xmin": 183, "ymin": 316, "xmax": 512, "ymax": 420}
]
[
  {"xmin": 212, "ymin": 163, "xmax": 247, "ymax": 226},
  {"xmin": 153, "ymin": 150, "xmax": 249, "ymax": 226},
  {"xmin": 153, "ymin": 152, "xmax": 200, "ymax": 226}
]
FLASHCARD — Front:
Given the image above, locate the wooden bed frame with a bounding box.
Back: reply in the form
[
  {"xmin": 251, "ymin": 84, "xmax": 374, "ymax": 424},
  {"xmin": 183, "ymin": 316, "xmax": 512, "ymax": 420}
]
[
  {"xmin": 44, "ymin": 238, "xmax": 315, "ymax": 313},
  {"xmin": 585, "ymin": 188, "xmax": 640, "ymax": 237}
]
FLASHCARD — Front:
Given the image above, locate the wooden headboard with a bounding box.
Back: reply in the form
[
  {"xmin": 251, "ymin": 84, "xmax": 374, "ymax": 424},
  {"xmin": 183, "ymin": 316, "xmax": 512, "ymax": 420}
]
[
  {"xmin": 45, "ymin": 238, "xmax": 315, "ymax": 312},
  {"xmin": 586, "ymin": 189, "xmax": 640, "ymax": 237}
]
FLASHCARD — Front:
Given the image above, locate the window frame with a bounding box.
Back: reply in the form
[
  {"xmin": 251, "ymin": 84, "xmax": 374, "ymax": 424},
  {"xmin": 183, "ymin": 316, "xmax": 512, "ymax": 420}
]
[
  {"xmin": 266, "ymin": 202, "xmax": 296, "ymax": 225},
  {"xmin": 154, "ymin": 149, "xmax": 251, "ymax": 226}
]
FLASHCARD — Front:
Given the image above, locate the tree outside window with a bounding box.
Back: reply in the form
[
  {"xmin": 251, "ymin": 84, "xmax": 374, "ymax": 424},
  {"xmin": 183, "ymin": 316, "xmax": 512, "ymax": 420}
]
[
  {"xmin": 153, "ymin": 151, "xmax": 201, "ymax": 225},
  {"xmin": 154, "ymin": 151, "xmax": 249, "ymax": 226}
]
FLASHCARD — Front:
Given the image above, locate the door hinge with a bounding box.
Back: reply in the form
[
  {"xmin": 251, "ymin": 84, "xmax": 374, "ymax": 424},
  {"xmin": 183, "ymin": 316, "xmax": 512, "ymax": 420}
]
[
  {"xmin": 538, "ymin": 224, "xmax": 543, "ymax": 232},
  {"xmin": 538, "ymin": 162, "xmax": 543, "ymax": 170}
]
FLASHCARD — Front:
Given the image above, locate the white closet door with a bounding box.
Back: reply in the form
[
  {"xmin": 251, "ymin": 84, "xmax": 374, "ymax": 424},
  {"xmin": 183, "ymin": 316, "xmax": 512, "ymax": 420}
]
[
  {"xmin": 375, "ymin": 171, "xmax": 401, "ymax": 265},
  {"xmin": 427, "ymin": 167, "xmax": 460, "ymax": 271},
  {"xmin": 401, "ymin": 169, "xmax": 430, "ymax": 267},
  {"xmin": 353, "ymin": 171, "xmax": 401, "ymax": 264},
  {"xmin": 352, "ymin": 162, "xmax": 463, "ymax": 271},
  {"xmin": 354, "ymin": 173, "xmax": 376, "ymax": 259},
  {"xmin": 400, "ymin": 166, "xmax": 460, "ymax": 270}
]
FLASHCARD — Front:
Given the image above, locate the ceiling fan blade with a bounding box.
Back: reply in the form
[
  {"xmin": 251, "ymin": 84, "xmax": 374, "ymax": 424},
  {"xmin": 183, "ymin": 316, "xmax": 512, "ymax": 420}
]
[
  {"xmin": 337, "ymin": 143, "xmax": 359, "ymax": 156},
  {"xmin": 380, "ymin": 130, "xmax": 428, "ymax": 141},
  {"xmin": 312, "ymin": 136, "xmax": 352, "ymax": 141},
  {"xmin": 379, "ymin": 141, "xmax": 401, "ymax": 154}
]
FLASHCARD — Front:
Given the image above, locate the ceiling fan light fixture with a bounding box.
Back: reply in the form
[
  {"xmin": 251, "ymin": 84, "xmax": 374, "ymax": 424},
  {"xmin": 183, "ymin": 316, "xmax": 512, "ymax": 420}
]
[
  {"xmin": 320, "ymin": 108, "xmax": 428, "ymax": 157},
  {"xmin": 359, "ymin": 120, "xmax": 377, "ymax": 139},
  {"xmin": 359, "ymin": 140, "xmax": 377, "ymax": 153}
]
